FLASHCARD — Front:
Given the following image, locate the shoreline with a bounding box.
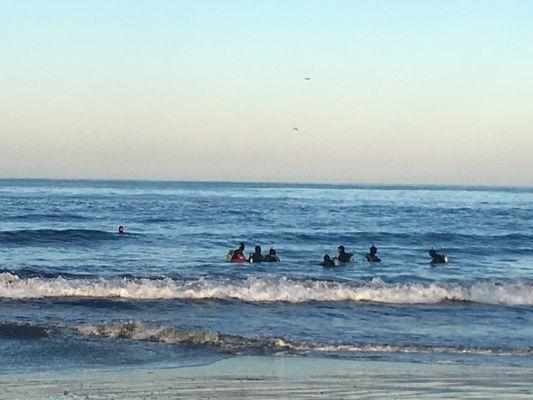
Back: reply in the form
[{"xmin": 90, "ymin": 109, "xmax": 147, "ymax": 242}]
[{"xmin": 2, "ymin": 356, "xmax": 533, "ymax": 399}]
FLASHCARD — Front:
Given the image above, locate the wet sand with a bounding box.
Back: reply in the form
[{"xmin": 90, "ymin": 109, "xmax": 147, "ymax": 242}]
[{"xmin": 1, "ymin": 356, "xmax": 532, "ymax": 399}]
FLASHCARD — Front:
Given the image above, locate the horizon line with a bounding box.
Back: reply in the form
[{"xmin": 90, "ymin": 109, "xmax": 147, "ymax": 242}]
[{"xmin": 1, "ymin": 176, "xmax": 532, "ymax": 190}]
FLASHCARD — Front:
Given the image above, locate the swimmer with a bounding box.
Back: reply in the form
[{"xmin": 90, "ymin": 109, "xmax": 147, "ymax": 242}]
[
  {"xmin": 227, "ymin": 242, "xmax": 247, "ymax": 263},
  {"xmin": 264, "ymin": 248, "xmax": 280, "ymax": 262},
  {"xmin": 335, "ymin": 245, "xmax": 353, "ymax": 263},
  {"xmin": 250, "ymin": 245, "xmax": 265, "ymax": 263},
  {"xmin": 364, "ymin": 243, "xmax": 381, "ymax": 262},
  {"xmin": 429, "ymin": 249, "xmax": 448, "ymax": 264},
  {"xmin": 320, "ymin": 255, "xmax": 335, "ymax": 267},
  {"xmin": 118, "ymin": 225, "xmax": 125, "ymax": 234}
]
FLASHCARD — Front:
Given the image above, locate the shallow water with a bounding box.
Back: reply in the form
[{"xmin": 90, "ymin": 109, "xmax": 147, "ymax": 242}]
[{"xmin": 1, "ymin": 179, "xmax": 532, "ymax": 372}]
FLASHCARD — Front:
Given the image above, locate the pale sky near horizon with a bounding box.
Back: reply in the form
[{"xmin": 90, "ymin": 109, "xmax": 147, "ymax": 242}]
[{"xmin": 1, "ymin": 0, "xmax": 532, "ymax": 185}]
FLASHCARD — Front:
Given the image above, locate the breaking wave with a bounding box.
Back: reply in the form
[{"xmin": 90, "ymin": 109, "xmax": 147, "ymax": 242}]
[
  {"xmin": 1, "ymin": 273, "xmax": 533, "ymax": 305},
  {"xmin": 77, "ymin": 321, "xmax": 533, "ymax": 357},
  {"xmin": 2, "ymin": 320, "xmax": 532, "ymax": 357}
]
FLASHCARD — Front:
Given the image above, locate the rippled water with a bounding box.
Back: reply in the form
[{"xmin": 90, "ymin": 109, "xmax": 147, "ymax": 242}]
[{"xmin": 1, "ymin": 179, "xmax": 532, "ymax": 372}]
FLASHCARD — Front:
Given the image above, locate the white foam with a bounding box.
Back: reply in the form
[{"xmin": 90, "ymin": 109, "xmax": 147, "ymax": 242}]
[
  {"xmin": 1, "ymin": 273, "xmax": 533, "ymax": 305},
  {"xmin": 77, "ymin": 321, "xmax": 532, "ymax": 357}
]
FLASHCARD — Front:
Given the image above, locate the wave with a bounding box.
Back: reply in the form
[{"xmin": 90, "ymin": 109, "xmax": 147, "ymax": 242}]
[
  {"xmin": 77, "ymin": 321, "xmax": 533, "ymax": 357},
  {"xmin": 0, "ymin": 229, "xmax": 119, "ymax": 245},
  {"xmin": 2, "ymin": 274, "xmax": 533, "ymax": 305},
  {"xmin": 4, "ymin": 213, "xmax": 89, "ymax": 222},
  {"xmin": 1, "ymin": 320, "xmax": 531, "ymax": 357}
]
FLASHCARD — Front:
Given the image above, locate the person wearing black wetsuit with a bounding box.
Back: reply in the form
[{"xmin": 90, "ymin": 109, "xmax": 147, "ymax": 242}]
[
  {"xmin": 320, "ymin": 254, "xmax": 335, "ymax": 267},
  {"xmin": 336, "ymin": 245, "xmax": 353, "ymax": 263},
  {"xmin": 429, "ymin": 249, "xmax": 447, "ymax": 264},
  {"xmin": 365, "ymin": 243, "xmax": 381, "ymax": 262},
  {"xmin": 264, "ymin": 248, "xmax": 280, "ymax": 262},
  {"xmin": 250, "ymin": 245, "xmax": 264, "ymax": 263},
  {"xmin": 230, "ymin": 242, "xmax": 246, "ymax": 261}
]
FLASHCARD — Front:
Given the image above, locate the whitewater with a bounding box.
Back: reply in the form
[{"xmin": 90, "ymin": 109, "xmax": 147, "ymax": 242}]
[{"xmin": 2, "ymin": 273, "xmax": 533, "ymax": 305}]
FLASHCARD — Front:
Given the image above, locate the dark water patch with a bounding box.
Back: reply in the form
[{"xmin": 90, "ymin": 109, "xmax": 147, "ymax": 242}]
[
  {"xmin": 0, "ymin": 323, "xmax": 48, "ymax": 340},
  {"xmin": 51, "ymin": 298, "xmax": 142, "ymax": 310},
  {"xmin": 0, "ymin": 229, "xmax": 124, "ymax": 246},
  {"xmin": 4, "ymin": 213, "xmax": 90, "ymax": 222},
  {"xmin": 0, "ymin": 268, "xmax": 182, "ymax": 282}
]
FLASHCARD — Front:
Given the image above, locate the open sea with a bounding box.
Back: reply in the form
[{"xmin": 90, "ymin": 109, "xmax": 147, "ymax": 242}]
[{"xmin": 1, "ymin": 179, "xmax": 533, "ymax": 373}]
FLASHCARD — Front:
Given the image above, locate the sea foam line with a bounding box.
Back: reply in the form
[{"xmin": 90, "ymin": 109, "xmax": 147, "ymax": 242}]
[
  {"xmin": 1, "ymin": 320, "xmax": 531, "ymax": 357},
  {"xmin": 77, "ymin": 321, "xmax": 533, "ymax": 357},
  {"xmin": 1, "ymin": 273, "xmax": 533, "ymax": 305}
]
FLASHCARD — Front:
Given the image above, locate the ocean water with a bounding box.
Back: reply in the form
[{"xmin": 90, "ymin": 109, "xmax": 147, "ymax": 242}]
[{"xmin": 1, "ymin": 179, "xmax": 533, "ymax": 373}]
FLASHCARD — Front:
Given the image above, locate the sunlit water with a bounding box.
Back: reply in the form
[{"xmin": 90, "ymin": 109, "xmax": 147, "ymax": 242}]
[{"xmin": 1, "ymin": 179, "xmax": 532, "ymax": 372}]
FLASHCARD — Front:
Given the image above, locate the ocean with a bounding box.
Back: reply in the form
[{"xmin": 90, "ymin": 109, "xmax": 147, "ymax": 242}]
[{"xmin": 1, "ymin": 179, "xmax": 532, "ymax": 373}]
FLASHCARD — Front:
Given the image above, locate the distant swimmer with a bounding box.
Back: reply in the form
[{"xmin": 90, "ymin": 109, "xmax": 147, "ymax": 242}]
[
  {"xmin": 264, "ymin": 248, "xmax": 280, "ymax": 262},
  {"xmin": 118, "ymin": 225, "xmax": 125, "ymax": 234},
  {"xmin": 304, "ymin": 77, "xmax": 311, "ymax": 80},
  {"xmin": 320, "ymin": 255, "xmax": 335, "ymax": 267},
  {"xmin": 293, "ymin": 127, "xmax": 299, "ymax": 132},
  {"xmin": 250, "ymin": 245, "xmax": 265, "ymax": 263},
  {"xmin": 335, "ymin": 245, "xmax": 353, "ymax": 264},
  {"xmin": 429, "ymin": 249, "xmax": 448, "ymax": 264},
  {"xmin": 364, "ymin": 243, "xmax": 381, "ymax": 262},
  {"xmin": 227, "ymin": 242, "xmax": 248, "ymax": 263}
]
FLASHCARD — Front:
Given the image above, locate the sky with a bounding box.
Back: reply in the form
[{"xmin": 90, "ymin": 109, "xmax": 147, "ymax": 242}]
[{"xmin": 1, "ymin": 0, "xmax": 532, "ymax": 185}]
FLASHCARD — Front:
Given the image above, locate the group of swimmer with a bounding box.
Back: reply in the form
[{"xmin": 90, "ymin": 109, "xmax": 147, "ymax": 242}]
[
  {"xmin": 319, "ymin": 244, "xmax": 380, "ymax": 267},
  {"xmin": 118, "ymin": 225, "xmax": 448, "ymax": 268},
  {"xmin": 118, "ymin": 226, "xmax": 447, "ymax": 266},
  {"xmin": 226, "ymin": 241, "xmax": 448, "ymax": 266},
  {"xmin": 227, "ymin": 242, "xmax": 280, "ymax": 263}
]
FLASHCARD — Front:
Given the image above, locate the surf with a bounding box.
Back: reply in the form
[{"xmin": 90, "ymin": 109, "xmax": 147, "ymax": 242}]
[{"xmin": 2, "ymin": 273, "xmax": 533, "ymax": 306}]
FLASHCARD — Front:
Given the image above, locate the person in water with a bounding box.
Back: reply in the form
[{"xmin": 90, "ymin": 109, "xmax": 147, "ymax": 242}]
[
  {"xmin": 227, "ymin": 242, "xmax": 247, "ymax": 262},
  {"xmin": 429, "ymin": 249, "xmax": 447, "ymax": 264},
  {"xmin": 320, "ymin": 254, "xmax": 335, "ymax": 267},
  {"xmin": 365, "ymin": 243, "xmax": 381, "ymax": 262},
  {"xmin": 263, "ymin": 248, "xmax": 280, "ymax": 262},
  {"xmin": 335, "ymin": 245, "xmax": 353, "ymax": 263},
  {"xmin": 250, "ymin": 245, "xmax": 264, "ymax": 263},
  {"xmin": 118, "ymin": 225, "xmax": 125, "ymax": 234}
]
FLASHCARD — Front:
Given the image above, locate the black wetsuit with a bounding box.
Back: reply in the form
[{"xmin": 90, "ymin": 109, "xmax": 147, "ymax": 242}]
[
  {"xmin": 429, "ymin": 250, "xmax": 447, "ymax": 264},
  {"xmin": 321, "ymin": 259, "xmax": 335, "ymax": 267},
  {"xmin": 430, "ymin": 253, "xmax": 447, "ymax": 264},
  {"xmin": 365, "ymin": 254, "xmax": 381, "ymax": 262},
  {"xmin": 250, "ymin": 252, "xmax": 264, "ymax": 263},
  {"xmin": 365, "ymin": 246, "xmax": 381, "ymax": 262},
  {"xmin": 337, "ymin": 252, "xmax": 352, "ymax": 263},
  {"xmin": 264, "ymin": 254, "xmax": 279, "ymax": 262}
]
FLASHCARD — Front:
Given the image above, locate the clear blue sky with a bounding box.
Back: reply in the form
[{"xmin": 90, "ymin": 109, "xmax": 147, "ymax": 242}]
[{"xmin": 1, "ymin": 0, "xmax": 532, "ymax": 185}]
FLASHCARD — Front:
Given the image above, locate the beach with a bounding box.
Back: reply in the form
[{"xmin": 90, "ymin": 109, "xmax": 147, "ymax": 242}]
[{"xmin": 2, "ymin": 356, "xmax": 533, "ymax": 399}]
